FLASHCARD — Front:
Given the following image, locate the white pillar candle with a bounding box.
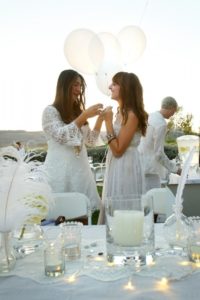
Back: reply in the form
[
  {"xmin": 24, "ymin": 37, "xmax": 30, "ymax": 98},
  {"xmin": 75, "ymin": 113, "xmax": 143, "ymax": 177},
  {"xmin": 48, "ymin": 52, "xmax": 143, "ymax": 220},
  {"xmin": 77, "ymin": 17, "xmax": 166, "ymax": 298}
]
[{"xmin": 112, "ymin": 210, "xmax": 144, "ymax": 246}]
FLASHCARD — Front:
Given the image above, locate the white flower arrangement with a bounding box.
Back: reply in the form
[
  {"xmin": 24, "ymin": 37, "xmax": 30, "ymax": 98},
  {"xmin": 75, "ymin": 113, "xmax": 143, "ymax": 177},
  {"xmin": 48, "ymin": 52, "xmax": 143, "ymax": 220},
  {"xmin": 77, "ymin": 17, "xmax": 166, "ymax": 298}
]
[{"xmin": 0, "ymin": 146, "xmax": 54, "ymax": 232}]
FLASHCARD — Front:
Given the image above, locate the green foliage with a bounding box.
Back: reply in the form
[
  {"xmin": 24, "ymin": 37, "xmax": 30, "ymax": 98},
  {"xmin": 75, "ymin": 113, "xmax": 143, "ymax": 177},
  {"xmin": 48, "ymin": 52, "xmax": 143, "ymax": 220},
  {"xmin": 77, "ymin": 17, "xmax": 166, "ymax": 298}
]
[
  {"xmin": 164, "ymin": 144, "xmax": 178, "ymax": 160},
  {"xmin": 91, "ymin": 184, "xmax": 103, "ymax": 224},
  {"xmin": 87, "ymin": 145, "xmax": 107, "ymax": 163},
  {"xmin": 87, "ymin": 142, "xmax": 178, "ymax": 162},
  {"xmin": 92, "ymin": 210, "xmax": 100, "ymax": 225},
  {"xmin": 97, "ymin": 185, "xmax": 103, "ymax": 198},
  {"xmin": 26, "ymin": 143, "xmax": 178, "ymax": 163},
  {"xmin": 165, "ymin": 129, "xmax": 183, "ymax": 144},
  {"xmin": 167, "ymin": 107, "xmax": 194, "ymax": 134},
  {"xmin": 28, "ymin": 149, "xmax": 47, "ymax": 162},
  {"xmin": 25, "ymin": 145, "xmax": 108, "ymax": 164}
]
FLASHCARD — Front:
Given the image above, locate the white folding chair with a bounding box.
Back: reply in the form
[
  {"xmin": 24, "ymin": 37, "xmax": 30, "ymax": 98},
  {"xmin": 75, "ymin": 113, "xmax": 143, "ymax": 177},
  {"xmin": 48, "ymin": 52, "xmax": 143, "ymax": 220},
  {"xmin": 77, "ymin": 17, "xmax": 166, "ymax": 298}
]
[
  {"xmin": 91, "ymin": 163, "xmax": 106, "ymax": 183},
  {"xmin": 145, "ymin": 187, "xmax": 175, "ymax": 222},
  {"xmin": 47, "ymin": 192, "xmax": 92, "ymax": 225}
]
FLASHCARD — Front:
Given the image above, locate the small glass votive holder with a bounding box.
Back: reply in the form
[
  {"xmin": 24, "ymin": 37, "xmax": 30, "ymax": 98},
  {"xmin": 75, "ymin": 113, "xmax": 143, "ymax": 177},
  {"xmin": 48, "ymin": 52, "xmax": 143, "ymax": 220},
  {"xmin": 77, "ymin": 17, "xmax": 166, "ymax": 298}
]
[
  {"xmin": 60, "ymin": 222, "xmax": 83, "ymax": 260},
  {"xmin": 187, "ymin": 216, "xmax": 200, "ymax": 263},
  {"xmin": 44, "ymin": 242, "xmax": 65, "ymax": 277},
  {"xmin": 12, "ymin": 224, "xmax": 44, "ymax": 257}
]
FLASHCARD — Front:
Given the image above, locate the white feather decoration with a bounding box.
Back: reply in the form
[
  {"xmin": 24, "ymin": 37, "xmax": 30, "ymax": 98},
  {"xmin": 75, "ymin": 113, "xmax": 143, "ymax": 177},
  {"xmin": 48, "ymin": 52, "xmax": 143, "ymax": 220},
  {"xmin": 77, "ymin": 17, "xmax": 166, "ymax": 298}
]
[
  {"xmin": 174, "ymin": 147, "xmax": 195, "ymax": 218},
  {"xmin": 0, "ymin": 146, "xmax": 54, "ymax": 232}
]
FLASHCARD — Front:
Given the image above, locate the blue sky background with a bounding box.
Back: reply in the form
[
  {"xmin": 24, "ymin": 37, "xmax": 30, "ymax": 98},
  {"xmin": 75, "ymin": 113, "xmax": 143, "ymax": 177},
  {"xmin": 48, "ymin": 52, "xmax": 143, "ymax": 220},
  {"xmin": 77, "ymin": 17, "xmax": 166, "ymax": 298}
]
[{"xmin": 0, "ymin": 0, "xmax": 200, "ymax": 131}]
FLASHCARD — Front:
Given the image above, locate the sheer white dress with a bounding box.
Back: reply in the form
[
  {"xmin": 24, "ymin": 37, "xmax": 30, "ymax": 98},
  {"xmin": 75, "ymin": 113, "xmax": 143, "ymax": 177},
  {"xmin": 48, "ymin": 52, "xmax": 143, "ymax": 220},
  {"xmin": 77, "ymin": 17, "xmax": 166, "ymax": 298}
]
[
  {"xmin": 42, "ymin": 105, "xmax": 101, "ymax": 210},
  {"xmin": 102, "ymin": 113, "xmax": 145, "ymax": 201}
]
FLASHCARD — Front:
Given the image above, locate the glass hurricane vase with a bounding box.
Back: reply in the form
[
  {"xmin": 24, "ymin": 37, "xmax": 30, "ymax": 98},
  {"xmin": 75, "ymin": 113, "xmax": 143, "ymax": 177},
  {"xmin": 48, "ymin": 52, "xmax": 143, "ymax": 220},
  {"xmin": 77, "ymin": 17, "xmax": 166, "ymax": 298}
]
[
  {"xmin": 163, "ymin": 212, "xmax": 192, "ymax": 255},
  {"xmin": 0, "ymin": 231, "xmax": 16, "ymax": 273}
]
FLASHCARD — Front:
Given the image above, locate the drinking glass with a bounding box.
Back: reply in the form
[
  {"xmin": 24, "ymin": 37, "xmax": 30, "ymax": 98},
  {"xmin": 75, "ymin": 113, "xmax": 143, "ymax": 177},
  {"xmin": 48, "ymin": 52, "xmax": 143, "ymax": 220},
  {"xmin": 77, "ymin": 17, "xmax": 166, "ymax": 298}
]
[
  {"xmin": 43, "ymin": 226, "xmax": 65, "ymax": 277},
  {"xmin": 44, "ymin": 242, "xmax": 65, "ymax": 277},
  {"xmin": 187, "ymin": 216, "xmax": 200, "ymax": 263},
  {"xmin": 60, "ymin": 222, "xmax": 82, "ymax": 260}
]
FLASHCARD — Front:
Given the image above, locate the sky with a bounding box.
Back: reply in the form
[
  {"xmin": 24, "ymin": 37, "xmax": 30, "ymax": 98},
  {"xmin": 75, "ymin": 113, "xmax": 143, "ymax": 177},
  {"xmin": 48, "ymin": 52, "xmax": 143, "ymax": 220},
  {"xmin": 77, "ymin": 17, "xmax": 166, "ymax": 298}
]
[{"xmin": 0, "ymin": 0, "xmax": 200, "ymax": 132}]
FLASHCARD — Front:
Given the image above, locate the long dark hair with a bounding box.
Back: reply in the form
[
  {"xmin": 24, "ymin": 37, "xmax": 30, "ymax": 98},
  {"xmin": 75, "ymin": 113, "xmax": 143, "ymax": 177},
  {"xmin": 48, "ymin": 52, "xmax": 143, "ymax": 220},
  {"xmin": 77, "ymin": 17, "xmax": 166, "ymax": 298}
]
[
  {"xmin": 52, "ymin": 69, "xmax": 86, "ymax": 123},
  {"xmin": 112, "ymin": 72, "xmax": 148, "ymax": 136}
]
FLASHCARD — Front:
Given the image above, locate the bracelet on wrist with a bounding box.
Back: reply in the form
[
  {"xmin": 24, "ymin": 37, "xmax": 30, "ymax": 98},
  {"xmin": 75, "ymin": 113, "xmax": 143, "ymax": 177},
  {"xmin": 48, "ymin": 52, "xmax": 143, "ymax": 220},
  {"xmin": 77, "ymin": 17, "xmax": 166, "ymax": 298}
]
[
  {"xmin": 108, "ymin": 136, "xmax": 116, "ymax": 144},
  {"xmin": 106, "ymin": 133, "xmax": 115, "ymax": 140},
  {"xmin": 106, "ymin": 133, "xmax": 116, "ymax": 144}
]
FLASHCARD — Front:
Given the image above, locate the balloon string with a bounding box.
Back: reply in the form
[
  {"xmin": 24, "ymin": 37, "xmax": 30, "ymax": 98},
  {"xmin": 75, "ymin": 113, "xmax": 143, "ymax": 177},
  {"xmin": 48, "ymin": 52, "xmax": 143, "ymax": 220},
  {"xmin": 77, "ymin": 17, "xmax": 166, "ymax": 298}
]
[{"xmin": 139, "ymin": 0, "xmax": 150, "ymax": 25}]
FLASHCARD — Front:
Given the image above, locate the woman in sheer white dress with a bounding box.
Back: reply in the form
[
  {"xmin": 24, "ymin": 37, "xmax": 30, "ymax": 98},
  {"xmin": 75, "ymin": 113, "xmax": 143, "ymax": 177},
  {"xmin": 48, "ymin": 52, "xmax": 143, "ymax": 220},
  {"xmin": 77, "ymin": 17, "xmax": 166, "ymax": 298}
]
[
  {"xmin": 42, "ymin": 70, "xmax": 103, "ymax": 211},
  {"xmin": 99, "ymin": 72, "xmax": 148, "ymax": 223}
]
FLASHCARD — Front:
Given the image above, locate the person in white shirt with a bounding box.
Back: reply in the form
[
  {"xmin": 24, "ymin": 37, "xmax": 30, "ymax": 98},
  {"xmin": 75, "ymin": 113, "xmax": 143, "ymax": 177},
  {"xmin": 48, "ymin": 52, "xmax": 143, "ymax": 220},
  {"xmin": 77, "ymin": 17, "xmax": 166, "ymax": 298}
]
[{"xmin": 138, "ymin": 96, "xmax": 181, "ymax": 191}]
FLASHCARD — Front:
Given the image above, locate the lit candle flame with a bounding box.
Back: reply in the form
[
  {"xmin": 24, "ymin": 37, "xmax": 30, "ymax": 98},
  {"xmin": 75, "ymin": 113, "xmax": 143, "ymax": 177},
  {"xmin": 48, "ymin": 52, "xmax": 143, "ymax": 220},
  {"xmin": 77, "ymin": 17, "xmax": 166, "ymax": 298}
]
[
  {"xmin": 107, "ymin": 262, "xmax": 115, "ymax": 267},
  {"xmin": 194, "ymin": 262, "xmax": 200, "ymax": 268},
  {"xmin": 146, "ymin": 255, "xmax": 155, "ymax": 266},
  {"xmin": 94, "ymin": 256, "xmax": 104, "ymax": 262},
  {"xmin": 124, "ymin": 280, "xmax": 135, "ymax": 291},
  {"xmin": 67, "ymin": 275, "xmax": 76, "ymax": 283},
  {"xmin": 156, "ymin": 277, "xmax": 169, "ymax": 292},
  {"xmin": 179, "ymin": 260, "xmax": 190, "ymax": 266}
]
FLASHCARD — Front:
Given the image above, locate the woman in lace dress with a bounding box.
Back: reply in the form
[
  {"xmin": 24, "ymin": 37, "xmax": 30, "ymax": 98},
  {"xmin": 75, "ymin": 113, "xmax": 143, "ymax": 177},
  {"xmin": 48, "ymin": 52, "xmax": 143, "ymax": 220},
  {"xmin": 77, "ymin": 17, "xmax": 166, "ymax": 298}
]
[
  {"xmin": 42, "ymin": 69, "xmax": 103, "ymax": 211},
  {"xmin": 98, "ymin": 72, "xmax": 148, "ymax": 223}
]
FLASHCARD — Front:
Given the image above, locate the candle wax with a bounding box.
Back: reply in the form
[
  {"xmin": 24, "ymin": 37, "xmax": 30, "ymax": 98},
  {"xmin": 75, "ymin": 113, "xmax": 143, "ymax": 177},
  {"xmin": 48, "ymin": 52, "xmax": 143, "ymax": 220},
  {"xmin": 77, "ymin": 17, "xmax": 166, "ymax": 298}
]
[{"xmin": 112, "ymin": 210, "xmax": 144, "ymax": 246}]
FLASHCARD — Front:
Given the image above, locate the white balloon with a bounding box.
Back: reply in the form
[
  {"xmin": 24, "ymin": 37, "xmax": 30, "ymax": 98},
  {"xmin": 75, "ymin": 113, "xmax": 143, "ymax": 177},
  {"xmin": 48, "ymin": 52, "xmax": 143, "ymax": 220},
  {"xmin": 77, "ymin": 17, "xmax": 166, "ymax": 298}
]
[
  {"xmin": 118, "ymin": 26, "xmax": 146, "ymax": 64},
  {"xmin": 64, "ymin": 29, "xmax": 104, "ymax": 74},
  {"xmin": 90, "ymin": 32, "xmax": 122, "ymax": 64},
  {"xmin": 95, "ymin": 60, "xmax": 123, "ymax": 96}
]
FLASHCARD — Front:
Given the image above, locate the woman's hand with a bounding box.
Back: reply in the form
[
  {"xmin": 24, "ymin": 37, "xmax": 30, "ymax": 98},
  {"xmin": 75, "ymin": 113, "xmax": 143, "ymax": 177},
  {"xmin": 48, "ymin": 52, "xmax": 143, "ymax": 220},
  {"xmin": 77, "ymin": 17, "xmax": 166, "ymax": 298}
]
[
  {"xmin": 75, "ymin": 103, "xmax": 103, "ymax": 128},
  {"xmin": 101, "ymin": 106, "xmax": 113, "ymax": 122},
  {"xmin": 85, "ymin": 103, "xmax": 103, "ymax": 119}
]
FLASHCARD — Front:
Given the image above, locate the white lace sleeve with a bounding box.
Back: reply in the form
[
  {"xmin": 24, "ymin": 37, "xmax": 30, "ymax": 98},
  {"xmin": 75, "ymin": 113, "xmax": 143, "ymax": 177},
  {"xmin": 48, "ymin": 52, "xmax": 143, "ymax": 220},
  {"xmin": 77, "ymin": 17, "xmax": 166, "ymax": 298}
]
[
  {"xmin": 154, "ymin": 125, "xmax": 178, "ymax": 173},
  {"xmin": 81, "ymin": 125, "xmax": 100, "ymax": 147},
  {"xmin": 42, "ymin": 106, "xmax": 83, "ymax": 146}
]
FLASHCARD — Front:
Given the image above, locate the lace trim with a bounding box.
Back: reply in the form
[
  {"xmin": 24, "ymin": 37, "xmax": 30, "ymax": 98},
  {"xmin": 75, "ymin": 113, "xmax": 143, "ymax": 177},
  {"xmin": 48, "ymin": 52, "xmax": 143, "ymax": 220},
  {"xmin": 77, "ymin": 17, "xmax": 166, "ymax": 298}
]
[
  {"xmin": 42, "ymin": 106, "xmax": 100, "ymax": 149},
  {"xmin": 42, "ymin": 106, "xmax": 83, "ymax": 146},
  {"xmin": 81, "ymin": 126, "xmax": 100, "ymax": 147}
]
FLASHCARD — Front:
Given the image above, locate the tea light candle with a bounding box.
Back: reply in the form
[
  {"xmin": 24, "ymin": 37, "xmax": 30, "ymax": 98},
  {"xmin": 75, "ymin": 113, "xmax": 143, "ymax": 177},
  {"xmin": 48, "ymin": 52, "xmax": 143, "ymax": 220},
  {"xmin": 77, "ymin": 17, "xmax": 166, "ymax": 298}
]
[
  {"xmin": 44, "ymin": 245, "xmax": 65, "ymax": 277},
  {"xmin": 112, "ymin": 210, "xmax": 144, "ymax": 246},
  {"xmin": 123, "ymin": 280, "xmax": 135, "ymax": 291},
  {"xmin": 188, "ymin": 244, "xmax": 200, "ymax": 263},
  {"xmin": 45, "ymin": 261, "xmax": 64, "ymax": 277},
  {"xmin": 156, "ymin": 277, "xmax": 169, "ymax": 291}
]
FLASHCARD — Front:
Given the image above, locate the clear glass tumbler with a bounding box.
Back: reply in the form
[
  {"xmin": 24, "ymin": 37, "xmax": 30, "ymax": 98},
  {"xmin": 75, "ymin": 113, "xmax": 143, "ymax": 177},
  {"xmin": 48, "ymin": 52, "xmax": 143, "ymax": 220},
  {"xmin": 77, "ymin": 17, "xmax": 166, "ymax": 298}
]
[
  {"xmin": 105, "ymin": 194, "xmax": 154, "ymax": 265},
  {"xmin": 60, "ymin": 222, "xmax": 83, "ymax": 260},
  {"xmin": 44, "ymin": 242, "xmax": 65, "ymax": 277}
]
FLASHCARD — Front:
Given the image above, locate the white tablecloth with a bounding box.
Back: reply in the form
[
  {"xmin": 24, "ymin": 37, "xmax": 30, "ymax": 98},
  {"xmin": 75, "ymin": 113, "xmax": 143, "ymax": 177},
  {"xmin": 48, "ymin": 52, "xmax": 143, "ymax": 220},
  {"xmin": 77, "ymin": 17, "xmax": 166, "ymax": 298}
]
[{"xmin": 1, "ymin": 225, "xmax": 200, "ymax": 300}]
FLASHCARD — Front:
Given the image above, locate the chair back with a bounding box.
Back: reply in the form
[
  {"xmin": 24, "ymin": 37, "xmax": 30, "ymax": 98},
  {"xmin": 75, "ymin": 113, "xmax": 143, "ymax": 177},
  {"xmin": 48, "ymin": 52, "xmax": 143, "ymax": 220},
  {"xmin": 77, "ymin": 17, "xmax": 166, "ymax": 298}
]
[
  {"xmin": 47, "ymin": 192, "xmax": 92, "ymax": 225},
  {"xmin": 91, "ymin": 163, "xmax": 106, "ymax": 183},
  {"xmin": 145, "ymin": 187, "xmax": 175, "ymax": 222}
]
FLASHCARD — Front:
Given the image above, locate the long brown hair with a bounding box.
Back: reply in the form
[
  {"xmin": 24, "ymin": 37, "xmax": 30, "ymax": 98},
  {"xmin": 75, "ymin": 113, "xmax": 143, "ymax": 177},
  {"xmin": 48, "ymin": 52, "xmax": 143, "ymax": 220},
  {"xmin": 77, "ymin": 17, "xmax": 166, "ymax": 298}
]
[
  {"xmin": 52, "ymin": 69, "xmax": 86, "ymax": 124},
  {"xmin": 112, "ymin": 72, "xmax": 148, "ymax": 136}
]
